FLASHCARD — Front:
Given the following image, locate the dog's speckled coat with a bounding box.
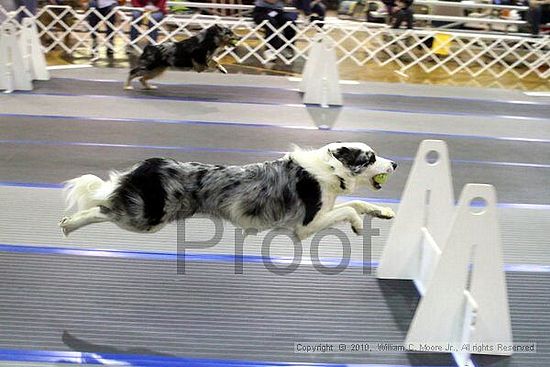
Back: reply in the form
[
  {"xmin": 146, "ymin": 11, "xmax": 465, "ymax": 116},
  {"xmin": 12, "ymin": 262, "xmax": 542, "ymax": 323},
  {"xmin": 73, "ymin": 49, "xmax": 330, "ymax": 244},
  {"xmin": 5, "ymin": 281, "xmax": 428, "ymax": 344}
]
[{"xmin": 60, "ymin": 143, "xmax": 397, "ymax": 240}]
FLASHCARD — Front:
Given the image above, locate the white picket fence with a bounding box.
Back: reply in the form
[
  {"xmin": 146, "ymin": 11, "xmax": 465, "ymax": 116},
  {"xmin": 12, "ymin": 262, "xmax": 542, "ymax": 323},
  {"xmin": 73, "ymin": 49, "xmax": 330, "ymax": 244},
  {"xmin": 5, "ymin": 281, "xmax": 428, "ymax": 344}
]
[{"xmin": 0, "ymin": 4, "xmax": 549, "ymax": 80}]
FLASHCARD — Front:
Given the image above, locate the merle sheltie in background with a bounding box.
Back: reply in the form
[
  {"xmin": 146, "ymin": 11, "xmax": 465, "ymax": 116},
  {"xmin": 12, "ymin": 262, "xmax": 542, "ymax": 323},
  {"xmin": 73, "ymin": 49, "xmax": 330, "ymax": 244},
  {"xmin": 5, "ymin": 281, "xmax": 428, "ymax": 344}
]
[{"xmin": 124, "ymin": 24, "xmax": 239, "ymax": 90}]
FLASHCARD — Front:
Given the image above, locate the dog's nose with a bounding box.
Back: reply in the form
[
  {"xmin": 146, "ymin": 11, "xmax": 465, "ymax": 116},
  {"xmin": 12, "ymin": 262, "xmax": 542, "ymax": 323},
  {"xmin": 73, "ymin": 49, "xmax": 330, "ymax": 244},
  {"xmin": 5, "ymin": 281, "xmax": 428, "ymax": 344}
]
[{"xmin": 391, "ymin": 161, "xmax": 398, "ymax": 170}]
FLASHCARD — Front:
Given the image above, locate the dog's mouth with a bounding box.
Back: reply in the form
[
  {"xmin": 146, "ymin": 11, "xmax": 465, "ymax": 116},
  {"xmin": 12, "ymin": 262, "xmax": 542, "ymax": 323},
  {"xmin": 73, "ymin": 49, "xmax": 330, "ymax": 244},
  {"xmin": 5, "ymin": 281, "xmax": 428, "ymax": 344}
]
[{"xmin": 370, "ymin": 173, "xmax": 389, "ymax": 191}]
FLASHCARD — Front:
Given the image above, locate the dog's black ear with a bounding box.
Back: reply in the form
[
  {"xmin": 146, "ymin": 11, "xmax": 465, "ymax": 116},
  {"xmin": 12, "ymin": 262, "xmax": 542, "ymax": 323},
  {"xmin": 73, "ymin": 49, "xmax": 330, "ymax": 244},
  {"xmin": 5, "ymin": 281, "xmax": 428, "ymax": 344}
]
[{"xmin": 332, "ymin": 147, "xmax": 375, "ymax": 174}]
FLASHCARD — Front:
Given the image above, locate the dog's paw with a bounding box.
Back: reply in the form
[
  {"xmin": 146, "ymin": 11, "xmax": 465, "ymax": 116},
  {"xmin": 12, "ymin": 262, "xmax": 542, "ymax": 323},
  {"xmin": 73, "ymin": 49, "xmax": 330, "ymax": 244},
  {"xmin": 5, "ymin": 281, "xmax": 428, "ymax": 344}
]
[
  {"xmin": 351, "ymin": 224, "xmax": 363, "ymax": 235},
  {"xmin": 217, "ymin": 64, "xmax": 228, "ymax": 74},
  {"xmin": 59, "ymin": 217, "xmax": 71, "ymax": 237},
  {"xmin": 123, "ymin": 85, "xmax": 134, "ymax": 90},
  {"xmin": 351, "ymin": 220, "xmax": 364, "ymax": 235},
  {"xmin": 143, "ymin": 85, "xmax": 158, "ymax": 90},
  {"xmin": 353, "ymin": 201, "xmax": 375, "ymax": 215},
  {"xmin": 374, "ymin": 207, "xmax": 395, "ymax": 220}
]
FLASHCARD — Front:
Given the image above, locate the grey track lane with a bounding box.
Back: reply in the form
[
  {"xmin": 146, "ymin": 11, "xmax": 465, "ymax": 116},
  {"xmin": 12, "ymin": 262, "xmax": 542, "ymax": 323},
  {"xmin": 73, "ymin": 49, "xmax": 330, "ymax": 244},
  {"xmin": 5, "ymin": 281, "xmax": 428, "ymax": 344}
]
[
  {"xmin": 1, "ymin": 114, "xmax": 549, "ymax": 204},
  {"xmin": 2, "ymin": 186, "xmax": 549, "ymax": 266},
  {"xmin": 3, "ymin": 94, "xmax": 549, "ymax": 141},
  {"xmin": 22, "ymin": 78, "xmax": 550, "ymax": 119},
  {"xmin": 48, "ymin": 67, "xmax": 550, "ymax": 103},
  {"xmin": 1, "ymin": 115, "xmax": 549, "ymax": 165},
  {"xmin": 1, "ymin": 143, "xmax": 548, "ymax": 205},
  {"xmin": 0, "ymin": 252, "xmax": 548, "ymax": 366}
]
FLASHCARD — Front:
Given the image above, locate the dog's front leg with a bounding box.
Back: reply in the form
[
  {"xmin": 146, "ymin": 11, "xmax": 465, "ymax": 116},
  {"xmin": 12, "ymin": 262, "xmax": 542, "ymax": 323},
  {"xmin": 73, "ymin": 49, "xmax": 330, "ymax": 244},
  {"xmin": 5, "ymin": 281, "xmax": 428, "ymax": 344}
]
[
  {"xmin": 139, "ymin": 77, "xmax": 158, "ymax": 90},
  {"xmin": 216, "ymin": 63, "xmax": 228, "ymax": 74},
  {"xmin": 295, "ymin": 207, "xmax": 363, "ymax": 240},
  {"xmin": 206, "ymin": 58, "xmax": 228, "ymax": 74},
  {"xmin": 333, "ymin": 200, "xmax": 395, "ymax": 219}
]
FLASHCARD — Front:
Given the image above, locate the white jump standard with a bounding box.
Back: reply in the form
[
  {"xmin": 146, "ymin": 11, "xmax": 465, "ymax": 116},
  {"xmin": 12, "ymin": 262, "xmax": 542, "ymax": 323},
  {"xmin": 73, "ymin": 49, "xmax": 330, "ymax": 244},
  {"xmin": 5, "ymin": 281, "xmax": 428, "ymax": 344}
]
[
  {"xmin": 0, "ymin": 18, "xmax": 49, "ymax": 93},
  {"xmin": 378, "ymin": 139, "xmax": 513, "ymax": 367}
]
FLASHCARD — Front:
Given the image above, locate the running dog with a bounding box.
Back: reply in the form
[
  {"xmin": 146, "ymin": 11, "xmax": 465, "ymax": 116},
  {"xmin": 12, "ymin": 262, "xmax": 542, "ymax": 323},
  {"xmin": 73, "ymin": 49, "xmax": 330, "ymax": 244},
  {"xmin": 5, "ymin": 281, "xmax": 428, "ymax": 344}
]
[
  {"xmin": 124, "ymin": 24, "xmax": 239, "ymax": 90},
  {"xmin": 59, "ymin": 143, "xmax": 397, "ymax": 240}
]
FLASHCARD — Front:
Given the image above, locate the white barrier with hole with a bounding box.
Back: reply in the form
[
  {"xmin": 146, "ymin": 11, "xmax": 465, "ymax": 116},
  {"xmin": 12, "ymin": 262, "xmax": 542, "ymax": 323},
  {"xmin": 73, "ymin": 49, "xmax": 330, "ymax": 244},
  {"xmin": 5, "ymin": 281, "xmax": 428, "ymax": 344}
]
[
  {"xmin": 377, "ymin": 140, "xmax": 512, "ymax": 367},
  {"xmin": 377, "ymin": 140, "xmax": 454, "ymax": 293}
]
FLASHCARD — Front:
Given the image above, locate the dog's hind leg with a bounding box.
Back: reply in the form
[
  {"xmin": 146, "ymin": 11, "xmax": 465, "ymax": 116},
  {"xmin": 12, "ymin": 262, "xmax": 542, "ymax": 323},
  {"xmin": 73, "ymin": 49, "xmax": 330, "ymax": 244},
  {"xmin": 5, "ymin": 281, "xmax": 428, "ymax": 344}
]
[
  {"xmin": 192, "ymin": 60, "xmax": 208, "ymax": 73},
  {"xmin": 138, "ymin": 67, "xmax": 166, "ymax": 90},
  {"xmin": 125, "ymin": 66, "xmax": 154, "ymax": 90},
  {"xmin": 124, "ymin": 68, "xmax": 140, "ymax": 90},
  {"xmin": 59, "ymin": 206, "xmax": 112, "ymax": 237},
  {"xmin": 139, "ymin": 76, "xmax": 158, "ymax": 90}
]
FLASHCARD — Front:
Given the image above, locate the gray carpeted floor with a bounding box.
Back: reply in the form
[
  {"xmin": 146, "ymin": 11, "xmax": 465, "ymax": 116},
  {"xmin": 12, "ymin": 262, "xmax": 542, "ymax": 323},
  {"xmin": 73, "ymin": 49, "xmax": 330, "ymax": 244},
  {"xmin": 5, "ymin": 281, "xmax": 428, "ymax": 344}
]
[{"xmin": 0, "ymin": 69, "xmax": 549, "ymax": 367}]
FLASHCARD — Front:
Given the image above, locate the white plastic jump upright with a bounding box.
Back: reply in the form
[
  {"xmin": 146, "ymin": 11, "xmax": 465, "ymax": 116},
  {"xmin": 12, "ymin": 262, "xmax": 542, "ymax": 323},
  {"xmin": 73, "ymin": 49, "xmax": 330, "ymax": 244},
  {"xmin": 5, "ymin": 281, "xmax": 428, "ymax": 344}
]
[
  {"xmin": 377, "ymin": 140, "xmax": 454, "ymax": 294},
  {"xmin": 19, "ymin": 17, "xmax": 49, "ymax": 81},
  {"xmin": 407, "ymin": 184, "xmax": 513, "ymax": 367},
  {"xmin": 0, "ymin": 17, "xmax": 49, "ymax": 93},
  {"xmin": 300, "ymin": 33, "xmax": 342, "ymax": 107},
  {"xmin": 0, "ymin": 22, "xmax": 32, "ymax": 92},
  {"xmin": 377, "ymin": 140, "xmax": 512, "ymax": 367}
]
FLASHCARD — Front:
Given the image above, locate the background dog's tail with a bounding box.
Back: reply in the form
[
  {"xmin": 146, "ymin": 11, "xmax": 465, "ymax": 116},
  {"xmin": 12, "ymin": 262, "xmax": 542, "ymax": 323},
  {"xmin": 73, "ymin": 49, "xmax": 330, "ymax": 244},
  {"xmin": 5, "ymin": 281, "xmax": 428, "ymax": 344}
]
[{"xmin": 62, "ymin": 173, "xmax": 119, "ymax": 212}]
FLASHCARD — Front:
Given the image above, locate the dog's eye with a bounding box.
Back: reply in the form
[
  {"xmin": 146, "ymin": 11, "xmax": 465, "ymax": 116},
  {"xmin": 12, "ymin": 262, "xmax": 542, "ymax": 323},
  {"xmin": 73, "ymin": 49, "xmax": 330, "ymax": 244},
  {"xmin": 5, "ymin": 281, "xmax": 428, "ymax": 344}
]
[
  {"xmin": 355, "ymin": 153, "xmax": 375, "ymax": 167},
  {"xmin": 367, "ymin": 153, "xmax": 376, "ymax": 165}
]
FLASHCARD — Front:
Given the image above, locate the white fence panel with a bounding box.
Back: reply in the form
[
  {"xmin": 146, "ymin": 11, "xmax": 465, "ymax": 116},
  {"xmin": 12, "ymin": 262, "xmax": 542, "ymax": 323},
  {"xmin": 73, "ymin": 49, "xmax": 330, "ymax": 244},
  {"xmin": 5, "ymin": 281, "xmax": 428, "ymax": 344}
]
[{"xmin": 0, "ymin": 4, "xmax": 548, "ymax": 80}]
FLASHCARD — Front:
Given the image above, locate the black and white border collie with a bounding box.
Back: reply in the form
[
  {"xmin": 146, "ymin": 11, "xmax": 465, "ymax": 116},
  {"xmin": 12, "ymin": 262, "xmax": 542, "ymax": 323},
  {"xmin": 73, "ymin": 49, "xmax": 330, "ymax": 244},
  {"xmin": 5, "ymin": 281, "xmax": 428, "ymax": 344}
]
[
  {"xmin": 59, "ymin": 143, "xmax": 397, "ymax": 240},
  {"xmin": 124, "ymin": 24, "xmax": 239, "ymax": 90}
]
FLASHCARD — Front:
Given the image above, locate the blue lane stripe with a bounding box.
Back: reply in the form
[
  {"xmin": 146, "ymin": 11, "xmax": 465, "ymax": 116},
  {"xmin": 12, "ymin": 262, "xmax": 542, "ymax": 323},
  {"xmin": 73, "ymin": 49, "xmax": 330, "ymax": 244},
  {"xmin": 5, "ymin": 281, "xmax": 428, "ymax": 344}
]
[
  {"xmin": 0, "ymin": 243, "xmax": 370, "ymax": 267},
  {"xmin": 385, "ymin": 156, "xmax": 550, "ymax": 169},
  {"xmin": 50, "ymin": 76, "xmax": 550, "ymax": 107},
  {"xmin": 0, "ymin": 181, "xmax": 63, "ymax": 189},
  {"xmin": 1, "ymin": 138, "xmax": 548, "ymax": 170},
  {"xmin": 0, "ymin": 347, "xmax": 433, "ymax": 367},
  {"xmin": 1, "ymin": 243, "xmax": 550, "ymax": 274},
  {"xmin": 0, "ymin": 112, "xmax": 319, "ymax": 130},
  {"xmin": 1, "ymin": 112, "xmax": 549, "ymax": 144},
  {"xmin": 0, "ymin": 139, "xmax": 282, "ymax": 155},
  {"xmin": 2, "ymin": 181, "xmax": 550, "ymax": 210},
  {"xmin": 0, "ymin": 243, "xmax": 273, "ymax": 264}
]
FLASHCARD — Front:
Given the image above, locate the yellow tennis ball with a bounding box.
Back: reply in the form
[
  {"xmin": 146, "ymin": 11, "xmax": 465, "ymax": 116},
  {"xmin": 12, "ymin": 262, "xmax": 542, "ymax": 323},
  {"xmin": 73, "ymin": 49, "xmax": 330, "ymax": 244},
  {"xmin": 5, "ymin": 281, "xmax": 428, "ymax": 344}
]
[{"xmin": 373, "ymin": 173, "xmax": 388, "ymax": 184}]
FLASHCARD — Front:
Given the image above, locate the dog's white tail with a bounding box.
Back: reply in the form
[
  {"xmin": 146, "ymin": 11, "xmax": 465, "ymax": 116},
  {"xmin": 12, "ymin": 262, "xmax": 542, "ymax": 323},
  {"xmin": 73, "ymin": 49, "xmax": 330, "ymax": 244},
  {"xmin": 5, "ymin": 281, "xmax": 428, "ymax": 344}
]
[{"xmin": 63, "ymin": 173, "xmax": 118, "ymax": 212}]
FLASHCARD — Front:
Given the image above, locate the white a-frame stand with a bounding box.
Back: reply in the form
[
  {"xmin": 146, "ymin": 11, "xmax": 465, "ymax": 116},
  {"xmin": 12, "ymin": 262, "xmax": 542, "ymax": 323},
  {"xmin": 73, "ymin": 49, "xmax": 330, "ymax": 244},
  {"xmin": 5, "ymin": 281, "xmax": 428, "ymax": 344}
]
[
  {"xmin": 19, "ymin": 17, "xmax": 50, "ymax": 81},
  {"xmin": 0, "ymin": 21, "xmax": 32, "ymax": 92},
  {"xmin": 300, "ymin": 34, "xmax": 342, "ymax": 107},
  {"xmin": 0, "ymin": 18, "xmax": 49, "ymax": 93},
  {"xmin": 377, "ymin": 140, "xmax": 512, "ymax": 367},
  {"xmin": 377, "ymin": 140, "xmax": 454, "ymax": 294}
]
